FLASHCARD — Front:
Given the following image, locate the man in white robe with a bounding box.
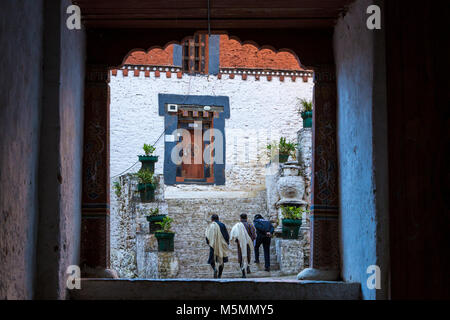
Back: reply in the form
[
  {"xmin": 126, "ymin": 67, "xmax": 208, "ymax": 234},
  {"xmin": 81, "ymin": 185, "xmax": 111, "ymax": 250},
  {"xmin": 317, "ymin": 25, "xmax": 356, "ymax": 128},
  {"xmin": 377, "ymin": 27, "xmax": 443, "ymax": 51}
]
[
  {"xmin": 205, "ymin": 214, "xmax": 230, "ymax": 278},
  {"xmin": 230, "ymin": 217, "xmax": 255, "ymax": 278}
]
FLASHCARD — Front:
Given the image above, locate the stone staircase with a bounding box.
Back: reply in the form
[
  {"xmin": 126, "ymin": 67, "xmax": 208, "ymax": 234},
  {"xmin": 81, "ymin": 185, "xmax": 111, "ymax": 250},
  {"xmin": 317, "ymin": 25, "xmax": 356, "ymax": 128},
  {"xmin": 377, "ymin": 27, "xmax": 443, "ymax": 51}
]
[
  {"xmin": 127, "ymin": 194, "xmax": 300, "ymax": 280},
  {"xmin": 186, "ymin": 239, "xmax": 286, "ymax": 279},
  {"xmin": 163, "ymin": 195, "xmax": 287, "ymax": 279}
]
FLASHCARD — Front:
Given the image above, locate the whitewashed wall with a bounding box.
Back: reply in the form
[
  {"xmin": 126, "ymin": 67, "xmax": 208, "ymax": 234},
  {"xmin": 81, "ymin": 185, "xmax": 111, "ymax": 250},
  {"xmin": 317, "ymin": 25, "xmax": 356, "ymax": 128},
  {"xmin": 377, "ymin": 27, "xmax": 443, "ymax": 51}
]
[{"xmin": 109, "ymin": 71, "xmax": 314, "ymax": 195}]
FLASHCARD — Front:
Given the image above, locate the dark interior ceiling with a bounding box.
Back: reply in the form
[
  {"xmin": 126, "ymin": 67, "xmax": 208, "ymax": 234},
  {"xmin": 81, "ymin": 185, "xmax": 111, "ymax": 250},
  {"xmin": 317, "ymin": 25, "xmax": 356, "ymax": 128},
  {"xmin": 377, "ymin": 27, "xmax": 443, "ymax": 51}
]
[{"xmin": 74, "ymin": 0, "xmax": 354, "ymax": 29}]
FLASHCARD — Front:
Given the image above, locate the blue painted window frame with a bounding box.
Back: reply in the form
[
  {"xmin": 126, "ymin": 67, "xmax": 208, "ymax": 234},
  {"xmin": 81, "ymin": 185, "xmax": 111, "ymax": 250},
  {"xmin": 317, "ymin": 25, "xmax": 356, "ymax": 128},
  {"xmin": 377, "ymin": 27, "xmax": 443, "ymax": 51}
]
[{"xmin": 158, "ymin": 94, "xmax": 230, "ymax": 185}]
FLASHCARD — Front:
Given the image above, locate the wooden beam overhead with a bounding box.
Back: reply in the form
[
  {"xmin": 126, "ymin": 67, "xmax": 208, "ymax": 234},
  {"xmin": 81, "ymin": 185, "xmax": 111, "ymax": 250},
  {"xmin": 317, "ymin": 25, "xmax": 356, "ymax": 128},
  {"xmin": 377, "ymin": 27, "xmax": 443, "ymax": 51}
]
[{"xmin": 73, "ymin": 0, "xmax": 354, "ymax": 29}]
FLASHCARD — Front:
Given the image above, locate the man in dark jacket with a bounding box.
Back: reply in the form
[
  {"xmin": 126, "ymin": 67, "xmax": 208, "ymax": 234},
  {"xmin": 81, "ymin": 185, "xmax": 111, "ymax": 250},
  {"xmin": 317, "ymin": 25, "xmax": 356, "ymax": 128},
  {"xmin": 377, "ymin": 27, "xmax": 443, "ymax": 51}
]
[{"xmin": 253, "ymin": 214, "xmax": 274, "ymax": 271}]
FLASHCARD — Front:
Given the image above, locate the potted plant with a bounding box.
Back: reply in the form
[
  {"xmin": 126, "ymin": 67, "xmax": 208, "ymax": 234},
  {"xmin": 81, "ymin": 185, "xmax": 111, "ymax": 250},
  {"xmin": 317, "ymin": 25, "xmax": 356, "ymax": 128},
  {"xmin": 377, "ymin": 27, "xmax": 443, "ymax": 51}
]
[
  {"xmin": 146, "ymin": 208, "xmax": 166, "ymax": 234},
  {"xmin": 281, "ymin": 206, "xmax": 307, "ymax": 239},
  {"xmin": 155, "ymin": 216, "xmax": 175, "ymax": 252},
  {"xmin": 136, "ymin": 168, "xmax": 157, "ymax": 202},
  {"xmin": 139, "ymin": 143, "xmax": 158, "ymax": 173},
  {"xmin": 267, "ymin": 137, "xmax": 297, "ymax": 163},
  {"xmin": 298, "ymin": 98, "xmax": 313, "ymax": 128}
]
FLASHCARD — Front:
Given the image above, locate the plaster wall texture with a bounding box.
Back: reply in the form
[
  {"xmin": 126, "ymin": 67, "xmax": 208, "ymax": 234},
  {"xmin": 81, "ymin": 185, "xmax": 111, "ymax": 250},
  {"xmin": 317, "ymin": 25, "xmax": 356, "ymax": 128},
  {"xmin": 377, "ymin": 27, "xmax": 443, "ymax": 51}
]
[
  {"xmin": 334, "ymin": 0, "xmax": 389, "ymax": 300},
  {"xmin": 57, "ymin": 0, "xmax": 85, "ymax": 299},
  {"xmin": 35, "ymin": 0, "xmax": 85, "ymax": 299},
  {"xmin": 109, "ymin": 71, "xmax": 313, "ymax": 195},
  {"xmin": 0, "ymin": 0, "xmax": 44, "ymax": 300}
]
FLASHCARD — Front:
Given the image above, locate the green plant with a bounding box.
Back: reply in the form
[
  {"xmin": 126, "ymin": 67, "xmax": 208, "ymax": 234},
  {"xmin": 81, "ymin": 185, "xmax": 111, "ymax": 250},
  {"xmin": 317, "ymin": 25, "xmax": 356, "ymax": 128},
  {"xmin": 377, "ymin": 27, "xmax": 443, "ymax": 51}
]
[
  {"xmin": 143, "ymin": 143, "xmax": 156, "ymax": 156},
  {"xmin": 281, "ymin": 206, "xmax": 309, "ymax": 220},
  {"xmin": 298, "ymin": 98, "xmax": 313, "ymax": 114},
  {"xmin": 113, "ymin": 181, "xmax": 121, "ymax": 197},
  {"xmin": 156, "ymin": 216, "xmax": 173, "ymax": 233},
  {"xmin": 279, "ymin": 137, "xmax": 296, "ymax": 155},
  {"xmin": 146, "ymin": 208, "xmax": 160, "ymax": 217},
  {"xmin": 267, "ymin": 137, "xmax": 297, "ymax": 158},
  {"xmin": 135, "ymin": 168, "xmax": 157, "ymax": 185}
]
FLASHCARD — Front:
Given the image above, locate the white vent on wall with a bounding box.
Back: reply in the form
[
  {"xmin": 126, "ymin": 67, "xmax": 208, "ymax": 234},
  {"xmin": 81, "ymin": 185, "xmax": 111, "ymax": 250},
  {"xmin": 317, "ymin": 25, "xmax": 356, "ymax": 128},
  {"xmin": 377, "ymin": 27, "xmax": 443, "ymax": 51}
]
[
  {"xmin": 167, "ymin": 104, "xmax": 178, "ymax": 113},
  {"xmin": 203, "ymin": 105, "xmax": 211, "ymax": 111}
]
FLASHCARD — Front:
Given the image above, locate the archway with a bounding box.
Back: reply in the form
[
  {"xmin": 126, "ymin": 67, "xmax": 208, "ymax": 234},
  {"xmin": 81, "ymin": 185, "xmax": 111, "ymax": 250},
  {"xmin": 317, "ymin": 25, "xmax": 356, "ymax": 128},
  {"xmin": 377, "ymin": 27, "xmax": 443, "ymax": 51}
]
[{"xmin": 80, "ymin": 30, "xmax": 340, "ymax": 282}]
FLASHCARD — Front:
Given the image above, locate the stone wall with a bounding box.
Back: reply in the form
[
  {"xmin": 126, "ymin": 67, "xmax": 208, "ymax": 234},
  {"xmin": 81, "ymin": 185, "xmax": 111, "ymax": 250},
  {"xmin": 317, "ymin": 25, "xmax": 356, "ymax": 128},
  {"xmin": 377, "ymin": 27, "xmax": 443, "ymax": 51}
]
[
  {"xmin": 276, "ymin": 239, "xmax": 304, "ymax": 275},
  {"xmin": 111, "ymin": 172, "xmax": 272, "ymax": 278}
]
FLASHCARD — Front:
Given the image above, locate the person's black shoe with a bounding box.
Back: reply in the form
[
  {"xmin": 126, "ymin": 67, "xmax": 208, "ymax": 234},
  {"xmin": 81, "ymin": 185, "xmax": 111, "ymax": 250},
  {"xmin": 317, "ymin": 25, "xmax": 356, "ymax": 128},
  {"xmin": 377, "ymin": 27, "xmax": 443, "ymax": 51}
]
[
  {"xmin": 218, "ymin": 265, "xmax": 224, "ymax": 278},
  {"xmin": 254, "ymin": 260, "xmax": 260, "ymax": 264},
  {"xmin": 264, "ymin": 267, "xmax": 270, "ymax": 272},
  {"xmin": 246, "ymin": 266, "xmax": 251, "ymax": 274},
  {"xmin": 213, "ymin": 268, "xmax": 218, "ymax": 278},
  {"xmin": 241, "ymin": 270, "xmax": 247, "ymax": 278}
]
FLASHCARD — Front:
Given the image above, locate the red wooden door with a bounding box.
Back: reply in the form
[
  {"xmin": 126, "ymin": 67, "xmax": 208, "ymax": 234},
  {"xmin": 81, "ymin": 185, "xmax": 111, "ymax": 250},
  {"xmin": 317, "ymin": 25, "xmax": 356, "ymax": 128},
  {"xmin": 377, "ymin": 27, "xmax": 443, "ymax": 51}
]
[{"xmin": 181, "ymin": 127, "xmax": 204, "ymax": 179}]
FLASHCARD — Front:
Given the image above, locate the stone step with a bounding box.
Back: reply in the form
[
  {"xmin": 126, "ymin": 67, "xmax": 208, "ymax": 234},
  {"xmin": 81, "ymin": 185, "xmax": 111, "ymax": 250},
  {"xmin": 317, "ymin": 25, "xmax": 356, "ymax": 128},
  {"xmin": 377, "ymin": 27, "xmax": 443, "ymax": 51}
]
[
  {"xmin": 254, "ymin": 262, "xmax": 279, "ymax": 272},
  {"xmin": 71, "ymin": 279, "xmax": 362, "ymax": 300},
  {"xmin": 194, "ymin": 270, "xmax": 284, "ymax": 279},
  {"xmin": 185, "ymin": 261, "xmax": 281, "ymax": 280},
  {"xmin": 210, "ymin": 269, "xmax": 286, "ymax": 279}
]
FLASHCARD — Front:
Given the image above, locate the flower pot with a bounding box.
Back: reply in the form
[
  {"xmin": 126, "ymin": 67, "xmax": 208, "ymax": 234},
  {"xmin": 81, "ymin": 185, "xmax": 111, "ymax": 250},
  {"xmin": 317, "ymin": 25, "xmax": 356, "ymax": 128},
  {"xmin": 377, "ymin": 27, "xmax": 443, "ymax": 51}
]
[
  {"xmin": 146, "ymin": 214, "xmax": 166, "ymax": 234},
  {"xmin": 138, "ymin": 155, "xmax": 158, "ymax": 173},
  {"xmin": 155, "ymin": 232, "xmax": 175, "ymax": 252},
  {"xmin": 279, "ymin": 154, "xmax": 290, "ymax": 163},
  {"xmin": 301, "ymin": 111, "xmax": 313, "ymax": 128},
  {"xmin": 281, "ymin": 218, "xmax": 302, "ymax": 239},
  {"xmin": 137, "ymin": 183, "xmax": 156, "ymax": 202}
]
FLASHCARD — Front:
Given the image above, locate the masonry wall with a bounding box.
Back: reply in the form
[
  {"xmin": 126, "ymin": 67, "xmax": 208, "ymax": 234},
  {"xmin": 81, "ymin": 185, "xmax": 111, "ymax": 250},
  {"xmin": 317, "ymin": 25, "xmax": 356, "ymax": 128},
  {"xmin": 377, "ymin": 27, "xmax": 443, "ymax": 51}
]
[
  {"xmin": 334, "ymin": 0, "xmax": 389, "ymax": 300},
  {"xmin": 0, "ymin": 0, "xmax": 44, "ymax": 300}
]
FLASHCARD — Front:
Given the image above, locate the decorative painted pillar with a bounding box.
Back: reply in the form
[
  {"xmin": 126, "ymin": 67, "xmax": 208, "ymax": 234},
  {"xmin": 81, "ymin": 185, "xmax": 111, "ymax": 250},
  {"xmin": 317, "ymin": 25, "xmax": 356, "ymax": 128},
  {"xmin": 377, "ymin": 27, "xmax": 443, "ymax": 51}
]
[
  {"xmin": 80, "ymin": 65, "xmax": 111, "ymax": 272},
  {"xmin": 298, "ymin": 65, "xmax": 340, "ymax": 280}
]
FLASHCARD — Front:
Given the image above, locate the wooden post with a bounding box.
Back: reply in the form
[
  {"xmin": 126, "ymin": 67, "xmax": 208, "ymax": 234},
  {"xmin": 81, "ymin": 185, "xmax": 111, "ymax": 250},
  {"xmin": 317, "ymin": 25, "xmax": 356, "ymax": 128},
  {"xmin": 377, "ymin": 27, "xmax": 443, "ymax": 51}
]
[
  {"xmin": 298, "ymin": 64, "xmax": 340, "ymax": 280},
  {"xmin": 80, "ymin": 65, "xmax": 111, "ymax": 272}
]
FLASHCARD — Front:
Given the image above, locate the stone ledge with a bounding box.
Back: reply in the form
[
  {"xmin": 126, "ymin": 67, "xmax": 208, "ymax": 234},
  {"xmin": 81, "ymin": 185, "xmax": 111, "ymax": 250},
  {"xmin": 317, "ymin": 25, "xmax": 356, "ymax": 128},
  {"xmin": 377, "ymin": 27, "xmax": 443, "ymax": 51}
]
[{"xmin": 70, "ymin": 279, "xmax": 360, "ymax": 300}]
